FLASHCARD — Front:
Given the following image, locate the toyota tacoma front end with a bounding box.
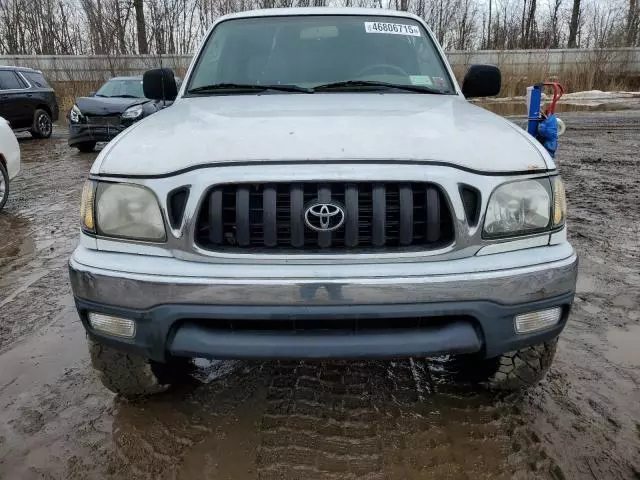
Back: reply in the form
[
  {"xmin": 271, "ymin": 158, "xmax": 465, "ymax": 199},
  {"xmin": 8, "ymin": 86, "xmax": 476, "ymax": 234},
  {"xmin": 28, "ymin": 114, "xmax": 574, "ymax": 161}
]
[{"xmin": 69, "ymin": 8, "xmax": 578, "ymax": 397}]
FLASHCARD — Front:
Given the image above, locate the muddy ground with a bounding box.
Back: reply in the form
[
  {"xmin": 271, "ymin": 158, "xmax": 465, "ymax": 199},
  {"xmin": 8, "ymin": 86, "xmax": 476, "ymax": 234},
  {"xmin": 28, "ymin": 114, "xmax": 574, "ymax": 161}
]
[{"xmin": 0, "ymin": 111, "xmax": 639, "ymax": 480}]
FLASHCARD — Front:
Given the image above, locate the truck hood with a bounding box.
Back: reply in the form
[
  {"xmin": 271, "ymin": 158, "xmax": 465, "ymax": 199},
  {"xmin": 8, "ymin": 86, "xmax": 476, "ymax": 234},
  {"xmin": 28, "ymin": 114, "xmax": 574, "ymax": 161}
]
[
  {"xmin": 95, "ymin": 94, "xmax": 552, "ymax": 176},
  {"xmin": 76, "ymin": 96, "xmax": 149, "ymax": 116}
]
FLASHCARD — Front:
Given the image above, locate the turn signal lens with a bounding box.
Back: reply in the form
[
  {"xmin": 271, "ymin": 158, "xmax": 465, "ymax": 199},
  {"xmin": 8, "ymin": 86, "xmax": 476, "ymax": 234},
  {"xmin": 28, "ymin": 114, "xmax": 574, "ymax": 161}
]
[
  {"xmin": 514, "ymin": 307, "xmax": 562, "ymax": 334},
  {"xmin": 88, "ymin": 312, "xmax": 136, "ymax": 338},
  {"xmin": 80, "ymin": 180, "xmax": 96, "ymax": 232},
  {"xmin": 553, "ymin": 177, "xmax": 567, "ymax": 226}
]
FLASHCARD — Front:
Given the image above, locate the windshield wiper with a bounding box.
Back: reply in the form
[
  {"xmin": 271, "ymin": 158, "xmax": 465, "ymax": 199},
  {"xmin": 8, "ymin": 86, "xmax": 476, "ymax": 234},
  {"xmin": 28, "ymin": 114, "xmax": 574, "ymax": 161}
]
[
  {"xmin": 112, "ymin": 94, "xmax": 142, "ymax": 98},
  {"xmin": 187, "ymin": 83, "xmax": 312, "ymax": 94},
  {"xmin": 313, "ymin": 80, "xmax": 446, "ymax": 94}
]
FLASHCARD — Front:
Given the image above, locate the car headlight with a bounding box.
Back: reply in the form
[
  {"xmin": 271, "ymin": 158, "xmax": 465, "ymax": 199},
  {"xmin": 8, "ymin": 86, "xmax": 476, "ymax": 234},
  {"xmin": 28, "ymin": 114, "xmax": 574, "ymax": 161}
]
[
  {"xmin": 80, "ymin": 181, "xmax": 166, "ymax": 241},
  {"xmin": 122, "ymin": 105, "xmax": 143, "ymax": 120},
  {"xmin": 484, "ymin": 178, "xmax": 552, "ymax": 237},
  {"xmin": 70, "ymin": 104, "xmax": 83, "ymax": 123}
]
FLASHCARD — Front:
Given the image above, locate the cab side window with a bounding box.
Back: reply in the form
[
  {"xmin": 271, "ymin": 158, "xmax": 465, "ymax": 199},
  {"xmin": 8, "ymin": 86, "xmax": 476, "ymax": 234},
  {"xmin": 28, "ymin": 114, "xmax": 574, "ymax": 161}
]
[{"xmin": 0, "ymin": 71, "xmax": 26, "ymax": 90}]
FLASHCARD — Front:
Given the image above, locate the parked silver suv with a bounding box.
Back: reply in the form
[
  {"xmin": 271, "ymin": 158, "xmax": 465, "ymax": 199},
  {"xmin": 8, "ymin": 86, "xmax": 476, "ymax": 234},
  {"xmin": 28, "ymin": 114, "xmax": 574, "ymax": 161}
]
[{"xmin": 69, "ymin": 8, "xmax": 578, "ymax": 397}]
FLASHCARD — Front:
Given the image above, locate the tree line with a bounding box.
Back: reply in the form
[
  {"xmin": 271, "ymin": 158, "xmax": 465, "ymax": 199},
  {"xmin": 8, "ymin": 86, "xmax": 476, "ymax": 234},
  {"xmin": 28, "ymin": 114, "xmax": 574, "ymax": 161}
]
[{"xmin": 0, "ymin": 0, "xmax": 638, "ymax": 55}]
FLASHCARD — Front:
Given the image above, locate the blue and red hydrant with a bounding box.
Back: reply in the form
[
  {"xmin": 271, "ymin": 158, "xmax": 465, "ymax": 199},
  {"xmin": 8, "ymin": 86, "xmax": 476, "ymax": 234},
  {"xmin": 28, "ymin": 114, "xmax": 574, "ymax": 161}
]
[{"xmin": 527, "ymin": 82, "xmax": 565, "ymax": 158}]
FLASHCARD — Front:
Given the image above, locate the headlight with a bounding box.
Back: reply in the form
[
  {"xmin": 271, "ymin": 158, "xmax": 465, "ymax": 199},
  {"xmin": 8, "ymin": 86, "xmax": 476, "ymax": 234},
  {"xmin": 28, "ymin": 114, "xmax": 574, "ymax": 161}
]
[
  {"xmin": 484, "ymin": 179, "xmax": 551, "ymax": 237},
  {"xmin": 70, "ymin": 104, "xmax": 83, "ymax": 123},
  {"xmin": 552, "ymin": 176, "xmax": 567, "ymax": 226},
  {"xmin": 122, "ymin": 105, "xmax": 143, "ymax": 120},
  {"xmin": 95, "ymin": 183, "xmax": 166, "ymax": 242}
]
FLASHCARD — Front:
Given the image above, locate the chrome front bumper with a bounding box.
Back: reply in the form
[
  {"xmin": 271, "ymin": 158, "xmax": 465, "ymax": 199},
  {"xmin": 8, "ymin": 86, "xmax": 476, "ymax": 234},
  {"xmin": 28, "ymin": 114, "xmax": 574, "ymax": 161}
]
[
  {"xmin": 70, "ymin": 243, "xmax": 577, "ymax": 310},
  {"xmin": 69, "ymin": 243, "xmax": 577, "ymax": 361}
]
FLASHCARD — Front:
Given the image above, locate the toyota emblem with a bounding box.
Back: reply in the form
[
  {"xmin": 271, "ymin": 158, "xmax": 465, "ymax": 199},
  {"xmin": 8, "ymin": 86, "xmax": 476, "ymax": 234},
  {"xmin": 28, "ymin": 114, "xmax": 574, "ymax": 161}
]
[{"xmin": 304, "ymin": 202, "xmax": 345, "ymax": 232}]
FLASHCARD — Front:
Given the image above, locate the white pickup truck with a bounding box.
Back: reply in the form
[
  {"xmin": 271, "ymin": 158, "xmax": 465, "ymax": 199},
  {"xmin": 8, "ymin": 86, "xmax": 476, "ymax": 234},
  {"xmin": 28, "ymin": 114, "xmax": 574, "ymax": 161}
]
[{"xmin": 69, "ymin": 7, "xmax": 578, "ymax": 397}]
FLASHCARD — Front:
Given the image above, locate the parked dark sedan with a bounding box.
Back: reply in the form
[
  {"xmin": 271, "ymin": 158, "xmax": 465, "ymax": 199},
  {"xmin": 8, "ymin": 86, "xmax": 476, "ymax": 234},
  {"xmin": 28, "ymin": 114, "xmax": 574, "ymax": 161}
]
[
  {"xmin": 0, "ymin": 66, "xmax": 59, "ymax": 138},
  {"xmin": 68, "ymin": 76, "xmax": 178, "ymax": 152}
]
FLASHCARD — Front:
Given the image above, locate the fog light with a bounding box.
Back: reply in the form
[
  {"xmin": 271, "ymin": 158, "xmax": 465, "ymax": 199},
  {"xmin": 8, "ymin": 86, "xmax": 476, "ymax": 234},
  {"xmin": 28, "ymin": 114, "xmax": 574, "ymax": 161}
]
[
  {"xmin": 88, "ymin": 312, "xmax": 136, "ymax": 338},
  {"xmin": 514, "ymin": 307, "xmax": 562, "ymax": 334}
]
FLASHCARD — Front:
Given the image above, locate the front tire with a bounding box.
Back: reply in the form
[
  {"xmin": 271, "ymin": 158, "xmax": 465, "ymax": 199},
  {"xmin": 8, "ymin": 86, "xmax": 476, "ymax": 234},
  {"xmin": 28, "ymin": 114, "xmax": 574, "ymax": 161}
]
[
  {"xmin": 76, "ymin": 141, "xmax": 96, "ymax": 153},
  {"xmin": 88, "ymin": 338, "xmax": 192, "ymax": 398},
  {"xmin": 30, "ymin": 109, "xmax": 53, "ymax": 139},
  {"xmin": 0, "ymin": 162, "xmax": 9, "ymax": 211},
  {"xmin": 454, "ymin": 338, "xmax": 559, "ymax": 391}
]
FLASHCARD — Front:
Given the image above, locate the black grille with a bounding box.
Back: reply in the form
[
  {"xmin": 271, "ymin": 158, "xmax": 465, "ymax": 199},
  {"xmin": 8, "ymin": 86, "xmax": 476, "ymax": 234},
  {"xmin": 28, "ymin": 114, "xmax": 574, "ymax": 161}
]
[
  {"xmin": 183, "ymin": 316, "xmax": 472, "ymax": 332},
  {"xmin": 459, "ymin": 185, "xmax": 481, "ymax": 227},
  {"xmin": 86, "ymin": 116, "xmax": 121, "ymax": 126},
  {"xmin": 167, "ymin": 187, "xmax": 189, "ymax": 229},
  {"xmin": 194, "ymin": 182, "xmax": 454, "ymax": 252}
]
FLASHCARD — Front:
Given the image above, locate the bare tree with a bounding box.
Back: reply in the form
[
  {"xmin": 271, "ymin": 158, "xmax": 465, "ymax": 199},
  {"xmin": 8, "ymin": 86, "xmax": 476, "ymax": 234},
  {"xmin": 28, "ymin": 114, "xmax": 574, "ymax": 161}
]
[
  {"xmin": 135, "ymin": 0, "xmax": 149, "ymax": 53},
  {"xmin": 455, "ymin": 0, "xmax": 478, "ymax": 49},
  {"xmin": 568, "ymin": 0, "xmax": 581, "ymax": 47},
  {"xmin": 0, "ymin": 0, "xmax": 637, "ymax": 55},
  {"xmin": 524, "ymin": 0, "xmax": 537, "ymax": 47},
  {"xmin": 627, "ymin": 0, "xmax": 639, "ymax": 45},
  {"xmin": 549, "ymin": 0, "xmax": 562, "ymax": 48},
  {"xmin": 487, "ymin": 0, "xmax": 493, "ymax": 48}
]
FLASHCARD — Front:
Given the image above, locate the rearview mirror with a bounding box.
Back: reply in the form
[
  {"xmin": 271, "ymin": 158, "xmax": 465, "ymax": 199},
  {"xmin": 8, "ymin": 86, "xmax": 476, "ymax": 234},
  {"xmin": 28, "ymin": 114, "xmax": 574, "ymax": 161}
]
[
  {"xmin": 143, "ymin": 68, "xmax": 178, "ymax": 101},
  {"xmin": 462, "ymin": 65, "xmax": 501, "ymax": 98}
]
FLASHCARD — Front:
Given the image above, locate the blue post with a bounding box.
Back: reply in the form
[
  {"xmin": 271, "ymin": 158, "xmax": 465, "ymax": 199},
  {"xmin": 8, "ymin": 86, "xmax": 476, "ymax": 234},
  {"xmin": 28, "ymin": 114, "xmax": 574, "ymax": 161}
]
[{"xmin": 527, "ymin": 84, "xmax": 543, "ymax": 136}]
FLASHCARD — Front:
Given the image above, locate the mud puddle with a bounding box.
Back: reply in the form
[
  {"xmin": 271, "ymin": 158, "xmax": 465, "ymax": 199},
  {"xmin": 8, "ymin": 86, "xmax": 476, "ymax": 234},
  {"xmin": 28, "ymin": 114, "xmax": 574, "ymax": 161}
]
[
  {"xmin": 1, "ymin": 115, "xmax": 640, "ymax": 479},
  {"xmin": 605, "ymin": 325, "xmax": 640, "ymax": 368}
]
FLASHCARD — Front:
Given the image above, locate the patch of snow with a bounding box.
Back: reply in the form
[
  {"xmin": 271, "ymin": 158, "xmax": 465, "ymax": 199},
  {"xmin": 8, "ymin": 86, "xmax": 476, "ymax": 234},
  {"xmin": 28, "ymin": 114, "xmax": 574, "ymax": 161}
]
[
  {"xmin": 475, "ymin": 90, "xmax": 640, "ymax": 108},
  {"xmin": 562, "ymin": 90, "xmax": 640, "ymax": 99},
  {"xmin": 560, "ymin": 90, "xmax": 640, "ymax": 107}
]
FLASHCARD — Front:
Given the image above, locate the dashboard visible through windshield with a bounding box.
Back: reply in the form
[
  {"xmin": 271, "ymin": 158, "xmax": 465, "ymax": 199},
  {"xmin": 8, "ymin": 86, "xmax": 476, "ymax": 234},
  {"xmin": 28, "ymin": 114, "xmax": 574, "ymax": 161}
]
[{"xmin": 187, "ymin": 15, "xmax": 455, "ymax": 94}]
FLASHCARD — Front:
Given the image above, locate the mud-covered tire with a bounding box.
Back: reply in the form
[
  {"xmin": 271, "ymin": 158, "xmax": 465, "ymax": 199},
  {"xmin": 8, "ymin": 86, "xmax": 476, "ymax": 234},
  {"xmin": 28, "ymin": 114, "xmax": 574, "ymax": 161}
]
[
  {"xmin": 76, "ymin": 141, "xmax": 96, "ymax": 153},
  {"xmin": 88, "ymin": 338, "xmax": 192, "ymax": 398},
  {"xmin": 30, "ymin": 109, "xmax": 53, "ymax": 139},
  {"xmin": 453, "ymin": 338, "xmax": 559, "ymax": 391}
]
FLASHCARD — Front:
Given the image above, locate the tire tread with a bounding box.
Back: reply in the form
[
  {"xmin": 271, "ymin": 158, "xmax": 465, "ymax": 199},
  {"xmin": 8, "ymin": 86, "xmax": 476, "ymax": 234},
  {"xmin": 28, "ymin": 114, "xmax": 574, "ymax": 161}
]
[{"xmin": 88, "ymin": 338, "xmax": 169, "ymax": 398}]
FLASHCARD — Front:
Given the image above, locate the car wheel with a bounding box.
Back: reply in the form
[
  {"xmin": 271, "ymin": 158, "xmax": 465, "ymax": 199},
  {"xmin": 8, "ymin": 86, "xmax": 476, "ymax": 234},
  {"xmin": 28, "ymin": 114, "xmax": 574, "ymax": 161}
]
[
  {"xmin": 451, "ymin": 338, "xmax": 559, "ymax": 391},
  {"xmin": 0, "ymin": 162, "xmax": 9, "ymax": 211},
  {"xmin": 76, "ymin": 141, "xmax": 96, "ymax": 153},
  {"xmin": 88, "ymin": 338, "xmax": 193, "ymax": 398},
  {"xmin": 30, "ymin": 109, "xmax": 53, "ymax": 139}
]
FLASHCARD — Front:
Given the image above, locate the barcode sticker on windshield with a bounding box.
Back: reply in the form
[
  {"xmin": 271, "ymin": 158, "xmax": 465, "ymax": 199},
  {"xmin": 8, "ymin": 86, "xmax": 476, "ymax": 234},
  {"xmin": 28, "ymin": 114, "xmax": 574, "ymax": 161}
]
[{"xmin": 364, "ymin": 22, "xmax": 421, "ymax": 36}]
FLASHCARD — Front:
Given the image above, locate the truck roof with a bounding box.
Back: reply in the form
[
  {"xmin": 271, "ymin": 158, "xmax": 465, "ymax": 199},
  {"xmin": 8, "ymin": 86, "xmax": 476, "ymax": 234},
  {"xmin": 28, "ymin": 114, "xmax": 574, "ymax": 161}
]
[{"xmin": 220, "ymin": 7, "xmax": 422, "ymax": 22}]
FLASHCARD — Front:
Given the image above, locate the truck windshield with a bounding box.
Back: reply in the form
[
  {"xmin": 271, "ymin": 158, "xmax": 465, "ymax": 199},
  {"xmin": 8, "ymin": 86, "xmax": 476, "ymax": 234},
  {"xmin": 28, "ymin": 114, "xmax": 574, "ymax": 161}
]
[
  {"xmin": 96, "ymin": 79, "xmax": 145, "ymax": 98},
  {"xmin": 187, "ymin": 15, "xmax": 455, "ymax": 94}
]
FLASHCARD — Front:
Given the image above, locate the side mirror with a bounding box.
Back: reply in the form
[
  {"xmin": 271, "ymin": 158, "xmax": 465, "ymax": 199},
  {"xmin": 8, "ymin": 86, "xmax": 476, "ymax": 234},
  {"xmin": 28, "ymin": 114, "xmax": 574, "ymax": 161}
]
[
  {"xmin": 143, "ymin": 68, "xmax": 178, "ymax": 101},
  {"xmin": 462, "ymin": 65, "xmax": 501, "ymax": 98},
  {"xmin": 88, "ymin": 91, "xmax": 96, "ymax": 97}
]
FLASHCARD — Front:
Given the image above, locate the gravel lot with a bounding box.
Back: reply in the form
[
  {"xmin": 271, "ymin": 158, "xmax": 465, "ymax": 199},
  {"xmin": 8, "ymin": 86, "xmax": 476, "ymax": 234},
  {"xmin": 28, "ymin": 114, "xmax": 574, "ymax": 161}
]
[{"xmin": 0, "ymin": 111, "xmax": 638, "ymax": 479}]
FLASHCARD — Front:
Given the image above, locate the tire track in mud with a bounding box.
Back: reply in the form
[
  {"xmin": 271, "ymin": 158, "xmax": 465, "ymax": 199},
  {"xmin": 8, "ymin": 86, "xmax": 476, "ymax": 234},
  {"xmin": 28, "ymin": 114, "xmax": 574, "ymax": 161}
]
[
  {"xmin": 257, "ymin": 361, "xmax": 384, "ymax": 479},
  {"xmin": 255, "ymin": 360, "xmax": 553, "ymax": 480}
]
